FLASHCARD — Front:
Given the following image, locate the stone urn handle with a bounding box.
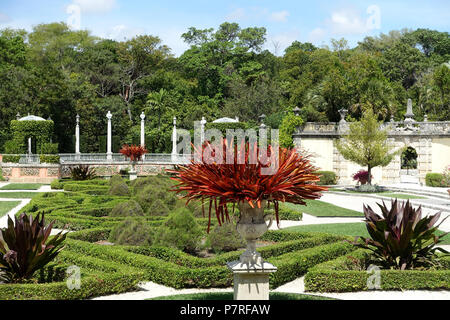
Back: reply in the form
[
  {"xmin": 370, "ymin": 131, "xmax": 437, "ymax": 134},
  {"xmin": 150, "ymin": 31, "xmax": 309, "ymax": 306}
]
[{"xmin": 263, "ymin": 213, "xmax": 273, "ymax": 229}]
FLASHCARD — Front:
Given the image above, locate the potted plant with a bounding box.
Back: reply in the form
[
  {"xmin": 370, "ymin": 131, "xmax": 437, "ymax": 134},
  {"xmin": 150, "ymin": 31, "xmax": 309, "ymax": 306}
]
[
  {"xmin": 169, "ymin": 140, "xmax": 327, "ymax": 265},
  {"xmin": 119, "ymin": 144, "xmax": 147, "ymax": 181}
]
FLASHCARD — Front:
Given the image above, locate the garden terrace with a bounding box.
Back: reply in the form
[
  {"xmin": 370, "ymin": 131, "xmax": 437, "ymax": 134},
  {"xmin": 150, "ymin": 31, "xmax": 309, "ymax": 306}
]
[{"xmin": 0, "ymin": 176, "xmax": 358, "ymax": 299}]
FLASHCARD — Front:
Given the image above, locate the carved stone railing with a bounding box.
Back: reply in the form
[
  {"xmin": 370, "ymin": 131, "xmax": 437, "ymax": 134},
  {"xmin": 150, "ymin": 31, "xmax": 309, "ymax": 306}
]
[{"xmin": 295, "ymin": 121, "xmax": 450, "ymax": 137}]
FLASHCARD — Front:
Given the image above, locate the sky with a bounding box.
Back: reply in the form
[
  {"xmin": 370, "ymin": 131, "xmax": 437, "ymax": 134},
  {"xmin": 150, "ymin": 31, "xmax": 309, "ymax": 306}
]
[{"xmin": 0, "ymin": 0, "xmax": 449, "ymax": 56}]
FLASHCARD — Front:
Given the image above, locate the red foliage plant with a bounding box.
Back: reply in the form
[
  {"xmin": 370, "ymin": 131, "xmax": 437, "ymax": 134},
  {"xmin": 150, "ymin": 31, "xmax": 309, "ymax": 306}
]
[
  {"xmin": 119, "ymin": 144, "xmax": 148, "ymax": 162},
  {"xmin": 352, "ymin": 170, "xmax": 372, "ymax": 184},
  {"xmin": 168, "ymin": 139, "xmax": 327, "ymax": 232}
]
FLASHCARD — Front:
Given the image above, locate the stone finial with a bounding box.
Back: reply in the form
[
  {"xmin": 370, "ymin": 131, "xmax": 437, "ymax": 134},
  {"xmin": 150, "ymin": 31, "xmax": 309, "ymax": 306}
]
[
  {"xmin": 259, "ymin": 114, "xmax": 266, "ymax": 124},
  {"xmin": 235, "ymin": 116, "xmax": 239, "ymax": 122},
  {"xmin": 47, "ymin": 116, "xmax": 52, "ymax": 121},
  {"xmin": 173, "ymin": 116, "xmax": 177, "ymax": 126},
  {"xmin": 424, "ymin": 114, "xmax": 428, "ymax": 122},
  {"xmin": 76, "ymin": 114, "xmax": 80, "ymax": 124},
  {"xmin": 338, "ymin": 108, "xmax": 348, "ymax": 123},
  {"xmin": 106, "ymin": 111, "xmax": 112, "ymax": 120},
  {"xmin": 405, "ymin": 99, "xmax": 414, "ymax": 119},
  {"xmin": 390, "ymin": 114, "xmax": 395, "ymax": 122},
  {"xmin": 293, "ymin": 107, "xmax": 301, "ymax": 117},
  {"xmin": 16, "ymin": 112, "xmax": 21, "ymax": 120},
  {"xmin": 201, "ymin": 116, "xmax": 207, "ymax": 125},
  {"xmin": 140, "ymin": 112, "xmax": 145, "ymax": 120}
]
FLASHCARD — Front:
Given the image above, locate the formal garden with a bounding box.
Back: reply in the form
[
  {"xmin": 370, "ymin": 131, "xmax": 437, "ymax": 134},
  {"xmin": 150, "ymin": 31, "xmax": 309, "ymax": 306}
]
[
  {"xmin": 0, "ymin": 151, "xmax": 449, "ymax": 299},
  {"xmin": 0, "ymin": 4, "xmax": 449, "ymax": 304}
]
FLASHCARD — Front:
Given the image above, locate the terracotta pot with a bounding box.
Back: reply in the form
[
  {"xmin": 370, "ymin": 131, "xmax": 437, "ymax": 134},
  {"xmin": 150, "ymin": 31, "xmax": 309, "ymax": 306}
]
[{"xmin": 236, "ymin": 201, "xmax": 273, "ymax": 265}]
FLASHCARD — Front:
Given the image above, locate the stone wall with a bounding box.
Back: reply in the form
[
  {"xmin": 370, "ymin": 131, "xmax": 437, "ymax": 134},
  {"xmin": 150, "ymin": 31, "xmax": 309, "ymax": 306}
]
[
  {"xmin": 0, "ymin": 163, "xmax": 60, "ymax": 183},
  {"xmin": 1, "ymin": 162, "xmax": 176, "ymax": 183},
  {"xmin": 293, "ymin": 119, "xmax": 450, "ymax": 185}
]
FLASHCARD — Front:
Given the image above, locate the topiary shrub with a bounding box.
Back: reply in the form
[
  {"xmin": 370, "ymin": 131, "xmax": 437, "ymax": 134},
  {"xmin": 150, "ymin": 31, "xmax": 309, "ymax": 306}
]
[
  {"xmin": 108, "ymin": 217, "xmax": 154, "ymax": 246},
  {"xmin": 109, "ymin": 174, "xmax": 125, "ymax": 186},
  {"xmin": 207, "ymin": 222, "xmax": 245, "ymax": 253},
  {"xmin": 109, "ymin": 200, "xmax": 144, "ymax": 217},
  {"xmin": 109, "ymin": 182, "xmax": 130, "ymax": 196},
  {"xmin": 153, "ymin": 208, "xmax": 203, "ymax": 252},
  {"xmin": 315, "ymin": 171, "xmax": 337, "ymax": 185},
  {"xmin": 135, "ymin": 184, "xmax": 177, "ymax": 213},
  {"xmin": 148, "ymin": 198, "xmax": 170, "ymax": 216},
  {"xmin": 130, "ymin": 174, "xmax": 173, "ymax": 195},
  {"xmin": 175, "ymin": 199, "xmax": 212, "ymax": 218},
  {"xmin": 425, "ymin": 173, "xmax": 448, "ymax": 187},
  {"xmin": 50, "ymin": 179, "xmax": 64, "ymax": 189}
]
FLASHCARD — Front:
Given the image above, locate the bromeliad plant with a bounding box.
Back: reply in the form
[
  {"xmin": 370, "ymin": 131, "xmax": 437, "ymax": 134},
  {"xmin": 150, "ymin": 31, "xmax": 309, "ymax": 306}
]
[
  {"xmin": 169, "ymin": 139, "xmax": 327, "ymax": 232},
  {"xmin": 70, "ymin": 164, "xmax": 96, "ymax": 180},
  {"xmin": 352, "ymin": 199, "xmax": 449, "ymax": 270},
  {"xmin": 119, "ymin": 144, "xmax": 148, "ymax": 163},
  {"xmin": 0, "ymin": 212, "xmax": 66, "ymax": 283}
]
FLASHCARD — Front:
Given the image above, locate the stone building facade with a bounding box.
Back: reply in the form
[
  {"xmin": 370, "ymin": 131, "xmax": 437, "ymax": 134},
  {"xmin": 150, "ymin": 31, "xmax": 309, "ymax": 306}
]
[{"xmin": 293, "ymin": 101, "xmax": 450, "ymax": 185}]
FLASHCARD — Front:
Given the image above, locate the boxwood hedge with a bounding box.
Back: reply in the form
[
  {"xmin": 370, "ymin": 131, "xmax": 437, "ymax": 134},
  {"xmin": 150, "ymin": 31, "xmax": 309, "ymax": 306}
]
[{"xmin": 305, "ymin": 249, "xmax": 450, "ymax": 292}]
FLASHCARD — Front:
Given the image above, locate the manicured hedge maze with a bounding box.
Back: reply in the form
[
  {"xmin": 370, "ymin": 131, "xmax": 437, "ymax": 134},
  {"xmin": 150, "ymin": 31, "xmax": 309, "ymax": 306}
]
[
  {"xmin": 1, "ymin": 177, "xmax": 418, "ymax": 300},
  {"xmin": 305, "ymin": 249, "xmax": 450, "ymax": 292}
]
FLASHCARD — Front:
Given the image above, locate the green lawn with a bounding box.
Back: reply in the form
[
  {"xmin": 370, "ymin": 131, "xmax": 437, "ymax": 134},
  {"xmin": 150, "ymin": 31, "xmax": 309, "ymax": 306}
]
[
  {"xmin": 284, "ymin": 222, "xmax": 450, "ymax": 244},
  {"xmin": 0, "ymin": 183, "xmax": 44, "ymax": 190},
  {"xmin": 0, "ymin": 201, "xmax": 21, "ymax": 218},
  {"xmin": 329, "ymin": 189, "xmax": 426, "ymax": 199},
  {"xmin": 374, "ymin": 192, "xmax": 426, "ymax": 199},
  {"xmin": 149, "ymin": 292, "xmax": 333, "ymax": 300},
  {"xmin": 0, "ymin": 192, "xmax": 45, "ymax": 199},
  {"xmin": 284, "ymin": 200, "xmax": 363, "ymax": 217}
]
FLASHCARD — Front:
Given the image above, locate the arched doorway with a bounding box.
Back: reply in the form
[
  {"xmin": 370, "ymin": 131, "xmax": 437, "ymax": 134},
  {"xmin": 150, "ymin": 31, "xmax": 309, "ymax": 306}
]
[{"xmin": 400, "ymin": 146, "xmax": 419, "ymax": 183}]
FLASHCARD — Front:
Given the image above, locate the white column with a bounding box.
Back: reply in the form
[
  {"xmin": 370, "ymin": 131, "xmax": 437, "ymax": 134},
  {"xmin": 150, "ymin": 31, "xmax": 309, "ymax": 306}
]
[
  {"xmin": 171, "ymin": 116, "xmax": 177, "ymax": 162},
  {"xmin": 140, "ymin": 112, "xmax": 146, "ymax": 161},
  {"xmin": 75, "ymin": 114, "xmax": 80, "ymax": 154},
  {"xmin": 28, "ymin": 137, "xmax": 32, "ymax": 155},
  {"xmin": 200, "ymin": 116, "xmax": 206, "ymax": 145},
  {"xmin": 140, "ymin": 112, "xmax": 146, "ymax": 147},
  {"xmin": 106, "ymin": 111, "xmax": 112, "ymax": 160}
]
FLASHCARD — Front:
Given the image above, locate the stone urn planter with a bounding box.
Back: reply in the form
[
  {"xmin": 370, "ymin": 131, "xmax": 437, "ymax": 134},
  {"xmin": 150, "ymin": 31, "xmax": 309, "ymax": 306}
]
[
  {"xmin": 227, "ymin": 200, "xmax": 277, "ymax": 300},
  {"xmin": 235, "ymin": 200, "xmax": 273, "ymax": 265},
  {"xmin": 168, "ymin": 140, "xmax": 328, "ymax": 300},
  {"xmin": 129, "ymin": 161, "xmax": 138, "ymax": 181}
]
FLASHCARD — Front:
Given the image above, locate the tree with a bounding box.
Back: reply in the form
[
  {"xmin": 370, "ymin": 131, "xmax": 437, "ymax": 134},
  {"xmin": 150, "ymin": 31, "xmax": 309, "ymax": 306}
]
[
  {"xmin": 117, "ymin": 35, "xmax": 171, "ymax": 121},
  {"xmin": 279, "ymin": 112, "xmax": 303, "ymax": 148},
  {"xmin": 335, "ymin": 109, "xmax": 401, "ymax": 185}
]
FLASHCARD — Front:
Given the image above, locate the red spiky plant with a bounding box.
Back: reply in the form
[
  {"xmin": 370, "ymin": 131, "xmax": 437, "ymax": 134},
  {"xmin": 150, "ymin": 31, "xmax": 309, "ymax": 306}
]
[
  {"xmin": 119, "ymin": 144, "xmax": 148, "ymax": 162},
  {"xmin": 169, "ymin": 139, "xmax": 327, "ymax": 231}
]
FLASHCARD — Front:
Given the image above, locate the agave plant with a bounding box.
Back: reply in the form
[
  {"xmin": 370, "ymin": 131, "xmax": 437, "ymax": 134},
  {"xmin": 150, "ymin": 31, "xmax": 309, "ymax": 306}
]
[
  {"xmin": 70, "ymin": 164, "xmax": 96, "ymax": 180},
  {"xmin": 169, "ymin": 139, "xmax": 327, "ymax": 231},
  {"xmin": 0, "ymin": 213, "xmax": 66, "ymax": 283},
  {"xmin": 352, "ymin": 199, "xmax": 448, "ymax": 270}
]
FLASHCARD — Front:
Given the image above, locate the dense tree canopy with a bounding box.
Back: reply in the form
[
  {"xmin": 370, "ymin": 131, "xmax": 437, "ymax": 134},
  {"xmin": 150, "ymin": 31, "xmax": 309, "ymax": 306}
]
[{"xmin": 0, "ymin": 23, "xmax": 448, "ymax": 153}]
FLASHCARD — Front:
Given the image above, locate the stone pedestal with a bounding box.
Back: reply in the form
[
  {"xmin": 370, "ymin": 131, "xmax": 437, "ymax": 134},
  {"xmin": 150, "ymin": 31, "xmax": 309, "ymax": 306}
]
[
  {"xmin": 129, "ymin": 170, "xmax": 137, "ymax": 181},
  {"xmin": 227, "ymin": 261, "xmax": 277, "ymax": 300}
]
